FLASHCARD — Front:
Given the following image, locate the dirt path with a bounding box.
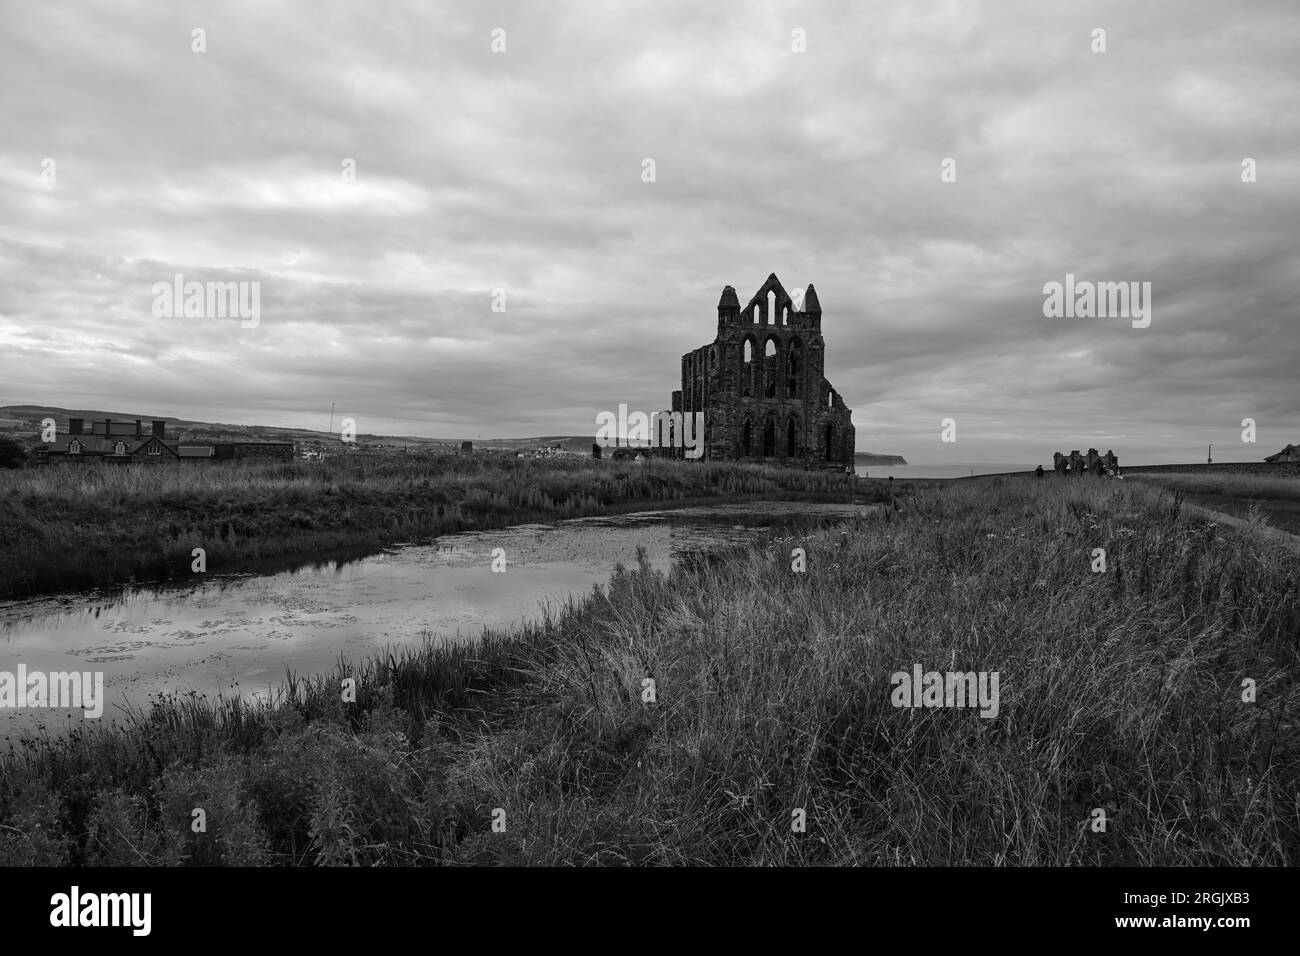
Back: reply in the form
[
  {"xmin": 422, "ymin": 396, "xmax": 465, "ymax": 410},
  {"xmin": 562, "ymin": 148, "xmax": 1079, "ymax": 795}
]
[{"xmin": 1180, "ymin": 499, "xmax": 1300, "ymax": 553}]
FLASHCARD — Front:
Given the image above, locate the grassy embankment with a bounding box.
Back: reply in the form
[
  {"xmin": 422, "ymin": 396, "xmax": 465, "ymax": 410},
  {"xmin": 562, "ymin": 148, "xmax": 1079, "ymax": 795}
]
[
  {"xmin": 2, "ymin": 476, "xmax": 1296, "ymax": 865},
  {"xmin": 1127, "ymin": 471, "xmax": 1300, "ymax": 537},
  {"xmin": 0, "ymin": 454, "xmax": 881, "ymax": 599}
]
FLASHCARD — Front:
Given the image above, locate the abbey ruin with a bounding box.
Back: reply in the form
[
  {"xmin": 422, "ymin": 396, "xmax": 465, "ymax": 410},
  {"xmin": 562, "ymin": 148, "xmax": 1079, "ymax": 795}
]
[{"xmin": 667, "ymin": 274, "xmax": 855, "ymax": 467}]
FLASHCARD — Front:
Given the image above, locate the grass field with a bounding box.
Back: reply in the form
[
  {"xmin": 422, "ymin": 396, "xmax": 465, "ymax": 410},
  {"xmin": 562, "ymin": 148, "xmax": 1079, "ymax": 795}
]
[
  {"xmin": 2, "ymin": 476, "xmax": 1296, "ymax": 866},
  {"xmin": 1127, "ymin": 471, "xmax": 1300, "ymax": 502},
  {"xmin": 1128, "ymin": 471, "xmax": 1300, "ymax": 537},
  {"xmin": 0, "ymin": 454, "xmax": 884, "ymax": 599}
]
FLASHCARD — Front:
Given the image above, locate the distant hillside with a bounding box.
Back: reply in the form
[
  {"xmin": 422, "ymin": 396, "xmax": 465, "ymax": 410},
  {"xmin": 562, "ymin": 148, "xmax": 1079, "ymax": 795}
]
[
  {"xmin": 855, "ymin": 451, "xmax": 908, "ymax": 466},
  {"xmin": 3, "ymin": 406, "xmax": 905, "ymax": 462},
  {"xmin": 0, "ymin": 405, "xmax": 595, "ymax": 453}
]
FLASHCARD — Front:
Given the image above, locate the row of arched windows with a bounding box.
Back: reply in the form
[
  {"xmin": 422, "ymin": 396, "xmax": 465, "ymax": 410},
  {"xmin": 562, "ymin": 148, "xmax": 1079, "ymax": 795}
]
[
  {"xmin": 739, "ymin": 416, "xmax": 837, "ymax": 460},
  {"xmin": 750, "ymin": 290, "xmax": 792, "ymax": 326},
  {"xmin": 741, "ymin": 335, "xmax": 805, "ymax": 400}
]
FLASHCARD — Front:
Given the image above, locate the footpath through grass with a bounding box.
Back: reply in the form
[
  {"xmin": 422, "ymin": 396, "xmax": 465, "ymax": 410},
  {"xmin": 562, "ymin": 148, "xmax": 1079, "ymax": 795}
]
[
  {"xmin": 1127, "ymin": 471, "xmax": 1300, "ymax": 503},
  {"xmin": 0, "ymin": 454, "xmax": 872, "ymax": 599},
  {"xmin": 2, "ymin": 476, "xmax": 1296, "ymax": 865},
  {"xmin": 1128, "ymin": 471, "xmax": 1300, "ymax": 537}
]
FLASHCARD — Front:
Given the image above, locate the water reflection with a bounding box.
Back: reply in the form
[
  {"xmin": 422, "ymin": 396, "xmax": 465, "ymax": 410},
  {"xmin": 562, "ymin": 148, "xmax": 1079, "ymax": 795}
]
[{"xmin": 0, "ymin": 502, "xmax": 868, "ymax": 732}]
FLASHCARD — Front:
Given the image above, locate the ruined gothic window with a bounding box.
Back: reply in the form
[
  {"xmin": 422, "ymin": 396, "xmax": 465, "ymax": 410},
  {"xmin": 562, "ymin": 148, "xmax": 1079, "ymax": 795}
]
[
  {"xmin": 741, "ymin": 420, "xmax": 752, "ymax": 456},
  {"xmin": 786, "ymin": 338, "xmax": 802, "ymax": 398},
  {"xmin": 767, "ymin": 291, "xmax": 777, "ymax": 326},
  {"xmin": 787, "ymin": 418, "xmax": 797, "ymax": 457},
  {"xmin": 742, "ymin": 339, "xmax": 753, "ymax": 396},
  {"xmin": 752, "ymin": 305, "xmax": 759, "ymax": 324},
  {"xmin": 764, "ymin": 339, "xmax": 778, "ymax": 399},
  {"xmin": 825, "ymin": 423, "xmax": 835, "ymax": 460},
  {"xmin": 68, "ymin": 439, "xmax": 81, "ymax": 454},
  {"xmin": 763, "ymin": 418, "xmax": 776, "ymax": 457}
]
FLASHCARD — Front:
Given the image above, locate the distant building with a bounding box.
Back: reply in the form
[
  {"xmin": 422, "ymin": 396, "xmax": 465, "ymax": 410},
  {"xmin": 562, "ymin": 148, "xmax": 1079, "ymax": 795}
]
[
  {"xmin": 38, "ymin": 416, "xmax": 292, "ymax": 464},
  {"xmin": 213, "ymin": 441, "xmax": 294, "ymax": 460},
  {"xmin": 1052, "ymin": 448, "xmax": 1117, "ymax": 475},
  {"xmin": 1265, "ymin": 444, "xmax": 1300, "ymax": 463},
  {"xmin": 667, "ymin": 273, "xmax": 855, "ymax": 466},
  {"xmin": 40, "ymin": 418, "xmax": 177, "ymax": 463}
]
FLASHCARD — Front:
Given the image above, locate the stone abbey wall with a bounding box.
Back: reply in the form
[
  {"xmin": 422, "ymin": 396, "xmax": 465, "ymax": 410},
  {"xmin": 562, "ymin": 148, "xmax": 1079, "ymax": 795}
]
[{"xmin": 669, "ymin": 273, "xmax": 855, "ymax": 467}]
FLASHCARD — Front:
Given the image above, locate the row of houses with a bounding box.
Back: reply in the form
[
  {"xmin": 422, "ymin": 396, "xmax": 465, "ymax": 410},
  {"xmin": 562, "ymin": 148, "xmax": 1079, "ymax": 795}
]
[{"xmin": 36, "ymin": 417, "xmax": 294, "ymax": 464}]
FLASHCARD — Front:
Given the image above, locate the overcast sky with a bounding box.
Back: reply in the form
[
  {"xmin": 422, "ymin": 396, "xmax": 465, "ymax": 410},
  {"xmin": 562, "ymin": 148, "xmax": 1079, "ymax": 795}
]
[{"xmin": 2, "ymin": 0, "xmax": 1297, "ymax": 463}]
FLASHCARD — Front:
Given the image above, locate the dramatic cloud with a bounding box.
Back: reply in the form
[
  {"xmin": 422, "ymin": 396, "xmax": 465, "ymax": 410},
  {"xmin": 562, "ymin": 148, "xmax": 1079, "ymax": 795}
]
[{"xmin": 2, "ymin": 0, "xmax": 1297, "ymax": 462}]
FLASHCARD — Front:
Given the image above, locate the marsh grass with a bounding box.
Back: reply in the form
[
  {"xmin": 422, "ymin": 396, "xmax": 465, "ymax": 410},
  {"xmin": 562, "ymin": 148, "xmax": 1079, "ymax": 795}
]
[
  {"xmin": 1, "ymin": 477, "xmax": 1296, "ymax": 865},
  {"xmin": 0, "ymin": 454, "xmax": 870, "ymax": 598}
]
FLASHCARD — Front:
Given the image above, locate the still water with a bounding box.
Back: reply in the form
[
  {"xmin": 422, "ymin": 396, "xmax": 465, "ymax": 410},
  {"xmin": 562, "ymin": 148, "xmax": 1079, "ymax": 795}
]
[
  {"xmin": 0, "ymin": 502, "xmax": 871, "ymax": 734},
  {"xmin": 855, "ymin": 463, "xmax": 1035, "ymax": 480}
]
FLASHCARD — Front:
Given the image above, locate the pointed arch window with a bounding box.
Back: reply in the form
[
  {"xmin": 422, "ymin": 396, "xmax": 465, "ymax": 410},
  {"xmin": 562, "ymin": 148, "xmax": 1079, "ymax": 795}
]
[
  {"xmin": 786, "ymin": 338, "xmax": 802, "ymax": 398},
  {"xmin": 742, "ymin": 339, "xmax": 754, "ymax": 397},
  {"xmin": 764, "ymin": 339, "xmax": 778, "ymax": 398}
]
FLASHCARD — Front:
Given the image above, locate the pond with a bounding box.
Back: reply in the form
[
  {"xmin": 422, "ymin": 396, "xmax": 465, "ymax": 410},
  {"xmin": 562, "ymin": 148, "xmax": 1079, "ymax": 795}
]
[{"xmin": 0, "ymin": 501, "xmax": 872, "ymax": 734}]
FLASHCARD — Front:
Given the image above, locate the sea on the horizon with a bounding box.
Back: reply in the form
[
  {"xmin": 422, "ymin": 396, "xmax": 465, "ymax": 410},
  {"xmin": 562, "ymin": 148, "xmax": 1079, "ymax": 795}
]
[{"xmin": 854, "ymin": 463, "xmax": 1036, "ymax": 480}]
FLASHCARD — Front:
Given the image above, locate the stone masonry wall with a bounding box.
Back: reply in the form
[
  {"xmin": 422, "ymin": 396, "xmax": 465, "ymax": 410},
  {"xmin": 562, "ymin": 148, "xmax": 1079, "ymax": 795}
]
[{"xmin": 670, "ymin": 274, "xmax": 855, "ymax": 467}]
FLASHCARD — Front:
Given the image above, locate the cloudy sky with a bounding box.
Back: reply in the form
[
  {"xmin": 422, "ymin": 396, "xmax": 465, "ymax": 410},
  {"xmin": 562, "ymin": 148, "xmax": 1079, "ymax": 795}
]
[{"xmin": 2, "ymin": 0, "xmax": 1297, "ymax": 464}]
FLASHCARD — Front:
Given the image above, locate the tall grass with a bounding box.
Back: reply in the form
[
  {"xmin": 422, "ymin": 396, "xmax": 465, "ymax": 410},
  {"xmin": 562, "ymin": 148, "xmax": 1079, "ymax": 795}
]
[
  {"xmin": 0, "ymin": 453, "xmax": 866, "ymax": 598},
  {"xmin": 1128, "ymin": 471, "xmax": 1300, "ymax": 502},
  {"xmin": 2, "ymin": 477, "xmax": 1296, "ymax": 865}
]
